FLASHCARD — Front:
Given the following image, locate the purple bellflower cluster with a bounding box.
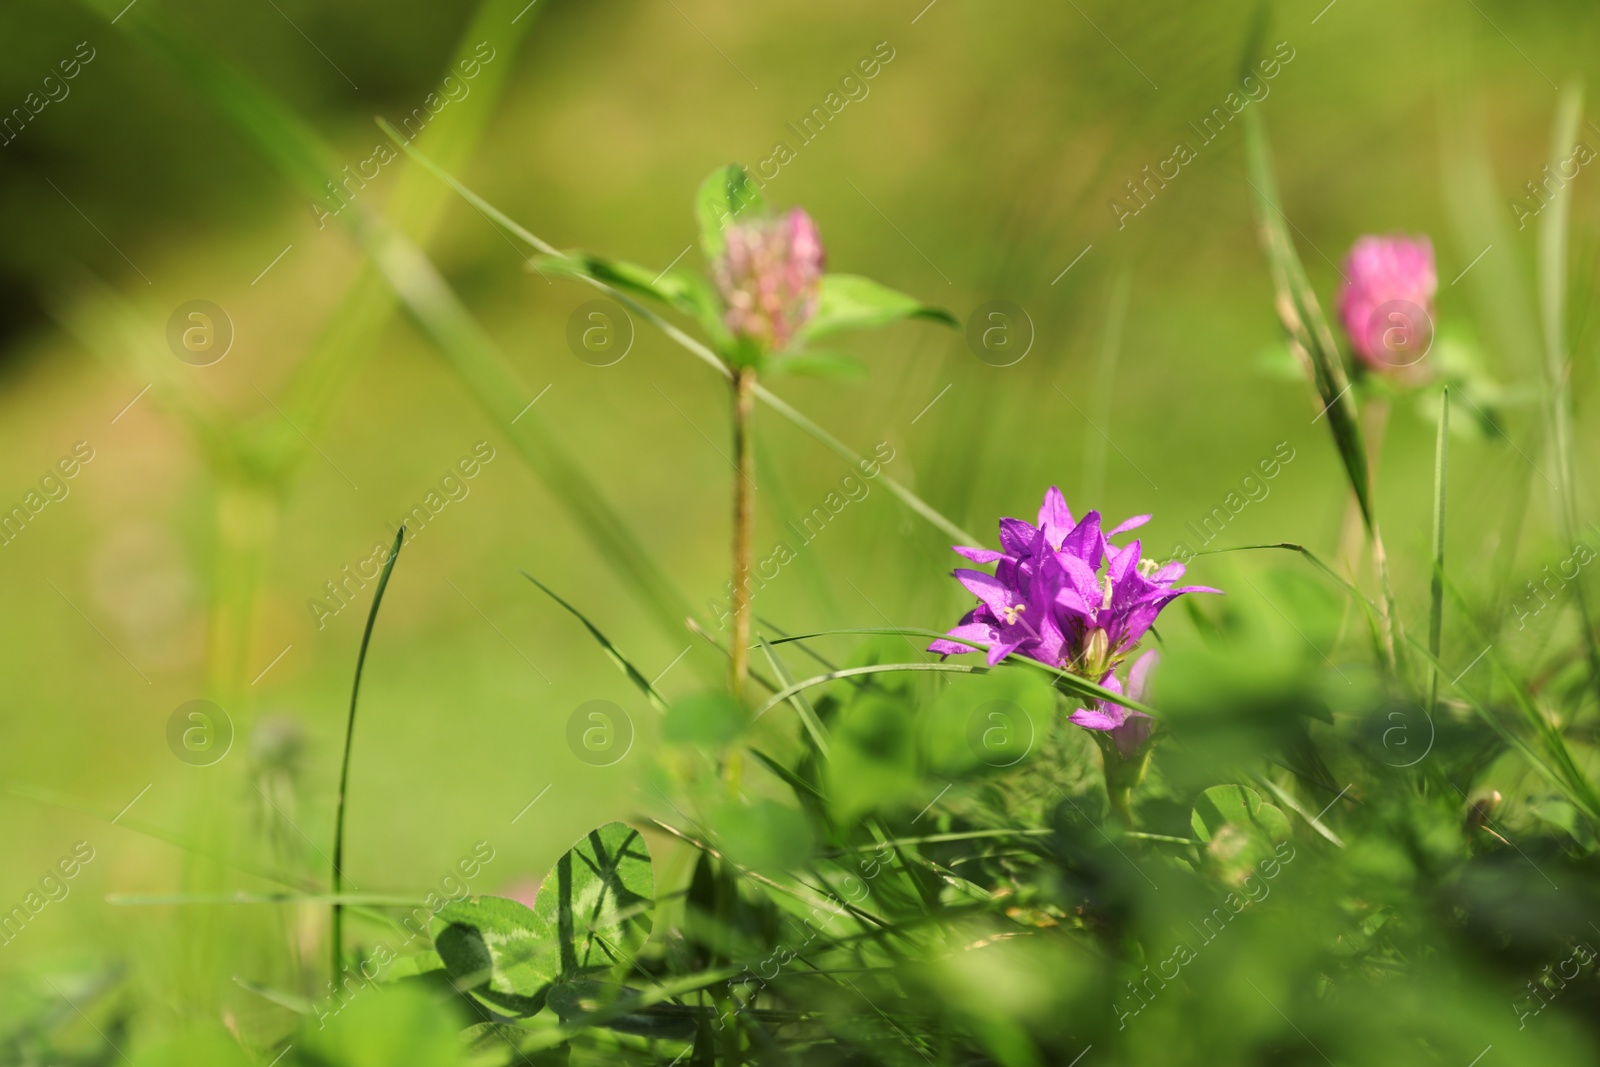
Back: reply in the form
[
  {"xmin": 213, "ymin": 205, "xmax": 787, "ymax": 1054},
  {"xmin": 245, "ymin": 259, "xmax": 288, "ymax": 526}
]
[{"xmin": 929, "ymin": 487, "xmax": 1218, "ymax": 755}]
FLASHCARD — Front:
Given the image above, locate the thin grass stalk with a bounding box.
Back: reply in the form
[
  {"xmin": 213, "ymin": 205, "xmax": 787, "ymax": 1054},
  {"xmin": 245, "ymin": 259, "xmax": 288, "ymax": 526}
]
[
  {"xmin": 1428, "ymin": 387, "xmax": 1450, "ymax": 717},
  {"xmin": 1241, "ymin": 110, "xmax": 1400, "ymax": 670},
  {"xmin": 1355, "ymin": 396, "xmax": 1404, "ymax": 674},
  {"xmin": 729, "ymin": 368, "xmax": 758, "ymax": 703},
  {"xmin": 331, "ymin": 526, "xmax": 405, "ymax": 981}
]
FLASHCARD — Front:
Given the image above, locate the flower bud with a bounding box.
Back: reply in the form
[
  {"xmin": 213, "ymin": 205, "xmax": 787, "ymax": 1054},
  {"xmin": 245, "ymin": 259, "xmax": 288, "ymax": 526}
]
[
  {"xmin": 714, "ymin": 207, "xmax": 824, "ymax": 353},
  {"xmin": 1335, "ymin": 235, "xmax": 1436, "ymax": 373},
  {"xmin": 1080, "ymin": 627, "xmax": 1110, "ymax": 678}
]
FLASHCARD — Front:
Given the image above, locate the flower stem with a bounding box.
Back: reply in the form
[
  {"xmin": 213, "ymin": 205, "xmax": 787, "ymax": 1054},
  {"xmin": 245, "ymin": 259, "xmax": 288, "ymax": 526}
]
[
  {"xmin": 1363, "ymin": 398, "xmax": 1403, "ymax": 672},
  {"xmin": 728, "ymin": 367, "xmax": 757, "ymax": 703},
  {"xmin": 1099, "ymin": 738, "xmax": 1153, "ymax": 829},
  {"xmin": 331, "ymin": 526, "xmax": 405, "ymax": 983},
  {"xmin": 719, "ymin": 369, "xmax": 757, "ymax": 1063}
]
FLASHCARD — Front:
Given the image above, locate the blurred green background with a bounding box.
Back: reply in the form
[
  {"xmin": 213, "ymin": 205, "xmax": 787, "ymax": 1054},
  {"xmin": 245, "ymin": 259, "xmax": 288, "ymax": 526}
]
[{"xmin": 1, "ymin": 0, "xmax": 1597, "ymax": 1040}]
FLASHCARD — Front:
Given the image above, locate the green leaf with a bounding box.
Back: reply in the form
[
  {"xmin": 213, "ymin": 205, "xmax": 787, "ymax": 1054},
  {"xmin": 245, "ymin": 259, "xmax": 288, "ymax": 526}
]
[
  {"xmin": 663, "ymin": 692, "xmax": 747, "ymax": 747},
  {"xmin": 1190, "ymin": 784, "xmax": 1293, "ymax": 888},
  {"xmin": 799, "ymin": 274, "xmax": 959, "ymax": 342},
  {"xmin": 1190, "ymin": 784, "xmax": 1292, "ymax": 843},
  {"xmin": 761, "ymin": 630, "xmax": 1153, "ymax": 716},
  {"xmin": 531, "ymin": 822, "xmax": 655, "ymax": 978},
  {"xmin": 696, "ymin": 164, "xmax": 767, "ymax": 261},
  {"xmin": 434, "ymin": 822, "xmax": 655, "ymax": 1016},
  {"xmin": 332, "ymin": 525, "xmax": 406, "ymax": 978},
  {"xmin": 535, "ymin": 252, "xmax": 730, "ymax": 346},
  {"xmin": 923, "ymin": 667, "xmax": 1055, "ymax": 777},
  {"xmin": 434, "ymin": 895, "xmax": 558, "ymax": 1015}
]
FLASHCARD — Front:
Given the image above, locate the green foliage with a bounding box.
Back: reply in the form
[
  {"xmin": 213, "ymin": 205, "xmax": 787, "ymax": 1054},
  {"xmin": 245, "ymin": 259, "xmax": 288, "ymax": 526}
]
[
  {"xmin": 798, "ymin": 274, "xmax": 960, "ymax": 341},
  {"xmin": 434, "ymin": 895, "xmax": 560, "ymax": 1014},
  {"xmin": 434, "ymin": 823, "xmax": 654, "ymax": 1017},
  {"xmin": 695, "ymin": 164, "xmax": 768, "ymax": 262},
  {"xmin": 533, "ymin": 251, "xmax": 731, "ymax": 349}
]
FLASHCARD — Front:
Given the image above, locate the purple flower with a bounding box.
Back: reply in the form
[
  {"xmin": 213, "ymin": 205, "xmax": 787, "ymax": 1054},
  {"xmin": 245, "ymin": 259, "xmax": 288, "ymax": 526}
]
[
  {"xmin": 1069, "ymin": 649, "xmax": 1158, "ymax": 758},
  {"xmin": 1335, "ymin": 235, "xmax": 1436, "ymax": 372},
  {"xmin": 714, "ymin": 207, "xmax": 825, "ymax": 352},
  {"xmin": 929, "ymin": 487, "xmax": 1217, "ymax": 742}
]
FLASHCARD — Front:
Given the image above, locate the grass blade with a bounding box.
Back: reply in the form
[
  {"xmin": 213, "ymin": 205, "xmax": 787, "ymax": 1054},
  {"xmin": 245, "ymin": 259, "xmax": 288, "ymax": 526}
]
[
  {"xmin": 752, "ymin": 663, "xmax": 992, "ymax": 722},
  {"xmin": 1242, "ymin": 110, "xmax": 1370, "ymax": 529},
  {"xmin": 1242, "ymin": 111, "xmax": 1402, "ymax": 668},
  {"xmin": 766, "ymin": 627, "xmax": 1156, "ymax": 713},
  {"xmin": 756, "ymin": 635, "xmax": 832, "ymax": 758},
  {"xmin": 110, "ymin": 892, "xmax": 425, "ymax": 906},
  {"xmin": 1252, "ymin": 774, "xmax": 1344, "ymax": 848},
  {"xmin": 747, "ymin": 746, "xmax": 829, "ymax": 805},
  {"xmin": 1428, "ymin": 387, "xmax": 1449, "ymax": 717},
  {"xmin": 332, "ymin": 526, "xmax": 405, "ymax": 981},
  {"xmin": 1409, "ymin": 634, "xmax": 1600, "ymax": 829},
  {"xmin": 521, "ymin": 571, "xmax": 668, "ymax": 714}
]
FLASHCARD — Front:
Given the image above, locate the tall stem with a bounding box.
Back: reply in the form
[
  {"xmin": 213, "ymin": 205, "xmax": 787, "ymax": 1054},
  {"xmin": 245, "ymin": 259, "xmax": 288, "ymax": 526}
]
[
  {"xmin": 720, "ymin": 369, "xmax": 756, "ymax": 1066},
  {"xmin": 728, "ymin": 368, "xmax": 757, "ymax": 703},
  {"xmin": 331, "ymin": 526, "xmax": 405, "ymax": 982},
  {"xmin": 1365, "ymin": 398, "xmax": 1400, "ymax": 669}
]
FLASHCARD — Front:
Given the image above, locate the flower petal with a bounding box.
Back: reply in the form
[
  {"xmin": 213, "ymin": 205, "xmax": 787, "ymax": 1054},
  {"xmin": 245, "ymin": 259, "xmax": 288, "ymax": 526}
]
[
  {"xmin": 1068, "ymin": 705, "xmax": 1125, "ymax": 731},
  {"xmin": 998, "ymin": 518, "xmax": 1040, "ymax": 556},
  {"xmin": 954, "ymin": 569, "xmax": 1013, "ymax": 613},
  {"xmin": 1061, "ymin": 510, "xmax": 1104, "ymax": 569},
  {"xmin": 986, "ymin": 638, "xmax": 1022, "ymax": 666},
  {"xmin": 1107, "ymin": 538, "xmax": 1142, "ymax": 583},
  {"xmin": 1037, "ymin": 486, "xmax": 1075, "ymax": 549},
  {"xmin": 1109, "ymin": 712, "xmax": 1155, "ymax": 758},
  {"xmin": 1108, "ymin": 514, "xmax": 1151, "ymax": 537},
  {"xmin": 1126, "ymin": 648, "xmax": 1159, "ymax": 703},
  {"xmin": 927, "ymin": 619, "xmax": 996, "ymax": 657},
  {"xmin": 1055, "ymin": 552, "xmax": 1101, "ymax": 608},
  {"xmin": 953, "ymin": 545, "xmax": 1006, "ymax": 564},
  {"xmin": 1152, "ymin": 560, "xmax": 1187, "ymax": 584}
]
